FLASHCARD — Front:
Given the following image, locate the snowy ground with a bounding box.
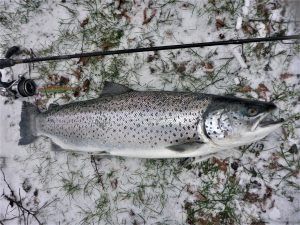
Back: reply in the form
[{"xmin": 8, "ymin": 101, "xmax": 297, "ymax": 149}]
[{"xmin": 0, "ymin": 0, "xmax": 299, "ymax": 224}]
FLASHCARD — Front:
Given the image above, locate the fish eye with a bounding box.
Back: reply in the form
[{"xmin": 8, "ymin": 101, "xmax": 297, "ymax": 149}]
[{"xmin": 247, "ymin": 108, "xmax": 258, "ymax": 117}]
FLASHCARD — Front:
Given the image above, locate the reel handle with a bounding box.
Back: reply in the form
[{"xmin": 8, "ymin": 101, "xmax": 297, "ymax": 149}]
[{"xmin": 0, "ymin": 71, "xmax": 14, "ymax": 88}]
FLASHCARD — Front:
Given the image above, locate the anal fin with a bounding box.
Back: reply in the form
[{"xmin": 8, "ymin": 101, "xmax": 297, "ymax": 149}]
[{"xmin": 51, "ymin": 142, "xmax": 66, "ymax": 152}]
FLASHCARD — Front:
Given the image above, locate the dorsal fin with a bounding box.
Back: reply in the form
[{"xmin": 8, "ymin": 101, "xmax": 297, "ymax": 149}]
[
  {"xmin": 101, "ymin": 81, "xmax": 133, "ymax": 95},
  {"xmin": 48, "ymin": 103, "xmax": 59, "ymax": 110}
]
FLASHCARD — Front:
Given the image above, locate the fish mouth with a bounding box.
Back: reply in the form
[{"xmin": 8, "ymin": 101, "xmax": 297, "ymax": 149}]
[
  {"xmin": 251, "ymin": 113, "xmax": 284, "ymax": 131},
  {"xmin": 258, "ymin": 118, "xmax": 285, "ymax": 127}
]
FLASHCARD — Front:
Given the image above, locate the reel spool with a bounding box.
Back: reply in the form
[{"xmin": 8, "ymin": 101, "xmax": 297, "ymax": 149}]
[{"xmin": 0, "ymin": 72, "xmax": 36, "ymax": 98}]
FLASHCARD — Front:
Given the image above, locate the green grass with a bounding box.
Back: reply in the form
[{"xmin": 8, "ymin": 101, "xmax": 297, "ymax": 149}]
[
  {"xmin": 62, "ymin": 178, "xmax": 81, "ymax": 196},
  {"xmin": 185, "ymin": 159, "xmax": 246, "ymax": 225},
  {"xmin": 78, "ymin": 194, "xmax": 112, "ymax": 225}
]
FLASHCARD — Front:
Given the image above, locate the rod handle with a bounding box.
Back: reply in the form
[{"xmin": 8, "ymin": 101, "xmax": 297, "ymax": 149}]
[{"xmin": 0, "ymin": 59, "xmax": 16, "ymax": 69}]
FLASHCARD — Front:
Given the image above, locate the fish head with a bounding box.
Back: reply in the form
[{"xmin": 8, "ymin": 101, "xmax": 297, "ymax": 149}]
[{"xmin": 202, "ymin": 95, "xmax": 283, "ymax": 148}]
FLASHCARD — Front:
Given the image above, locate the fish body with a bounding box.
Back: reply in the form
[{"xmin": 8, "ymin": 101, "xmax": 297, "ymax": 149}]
[{"xmin": 19, "ymin": 82, "xmax": 283, "ymax": 158}]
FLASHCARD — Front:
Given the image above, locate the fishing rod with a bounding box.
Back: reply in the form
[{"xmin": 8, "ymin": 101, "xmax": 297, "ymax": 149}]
[
  {"xmin": 1, "ymin": 35, "xmax": 299, "ymax": 69},
  {"xmin": 0, "ymin": 34, "xmax": 299, "ymax": 98}
]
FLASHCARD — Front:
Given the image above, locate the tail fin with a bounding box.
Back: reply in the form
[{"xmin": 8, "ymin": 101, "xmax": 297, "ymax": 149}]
[{"xmin": 19, "ymin": 101, "xmax": 39, "ymax": 145}]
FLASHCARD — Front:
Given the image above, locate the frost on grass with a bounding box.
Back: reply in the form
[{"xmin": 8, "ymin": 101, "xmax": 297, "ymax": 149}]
[{"xmin": 0, "ymin": 0, "xmax": 299, "ymax": 224}]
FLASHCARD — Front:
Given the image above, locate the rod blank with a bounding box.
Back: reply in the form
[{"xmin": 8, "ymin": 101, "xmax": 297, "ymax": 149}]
[{"xmin": 0, "ymin": 35, "xmax": 299, "ymax": 69}]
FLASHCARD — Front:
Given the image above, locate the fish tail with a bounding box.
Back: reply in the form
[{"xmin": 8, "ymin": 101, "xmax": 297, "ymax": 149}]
[{"xmin": 18, "ymin": 101, "xmax": 39, "ymax": 145}]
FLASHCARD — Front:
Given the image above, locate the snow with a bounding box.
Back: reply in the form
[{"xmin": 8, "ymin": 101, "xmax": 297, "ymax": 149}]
[
  {"xmin": 242, "ymin": 0, "xmax": 251, "ymax": 16},
  {"xmin": 230, "ymin": 45, "xmax": 248, "ymax": 69},
  {"xmin": 234, "ymin": 77, "xmax": 240, "ymax": 85},
  {"xmin": 269, "ymin": 9, "xmax": 282, "ymax": 22},
  {"xmin": 268, "ymin": 207, "xmax": 281, "ymax": 220},
  {"xmin": 257, "ymin": 23, "xmax": 267, "ymax": 37},
  {"xmin": 0, "ymin": 0, "xmax": 299, "ymax": 225},
  {"xmin": 236, "ymin": 16, "xmax": 243, "ymax": 30}
]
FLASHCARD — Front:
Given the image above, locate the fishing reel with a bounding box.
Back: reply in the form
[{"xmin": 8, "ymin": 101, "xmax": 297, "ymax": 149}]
[{"xmin": 0, "ymin": 72, "xmax": 36, "ymax": 98}]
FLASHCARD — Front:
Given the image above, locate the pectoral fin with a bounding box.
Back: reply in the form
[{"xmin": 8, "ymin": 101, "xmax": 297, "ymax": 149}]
[{"xmin": 166, "ymin": 142, "xmax": 204, "ymax": 152}]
